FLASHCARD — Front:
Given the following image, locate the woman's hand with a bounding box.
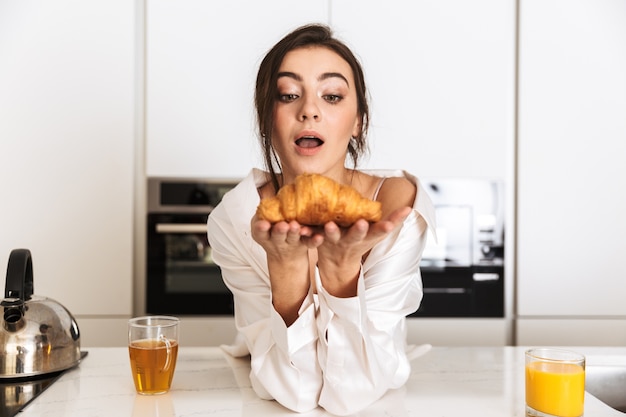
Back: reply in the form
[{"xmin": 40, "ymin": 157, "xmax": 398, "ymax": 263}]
[
  {"xmin": 313, "ymin": 206, "xmax": 412, "ymax": 298},
  {"xmin": 252, "ymin": 215, "xmax": 311, "ymax": 261},
  {"xmin": 251, "ymin": 215, "xmax": 316, "ymax": 326}
]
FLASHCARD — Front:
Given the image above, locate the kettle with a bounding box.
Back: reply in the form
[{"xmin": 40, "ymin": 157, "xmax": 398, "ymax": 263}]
[{"xmin": 0, "ymin": 249, "xmax": 81, "ymax": 378}]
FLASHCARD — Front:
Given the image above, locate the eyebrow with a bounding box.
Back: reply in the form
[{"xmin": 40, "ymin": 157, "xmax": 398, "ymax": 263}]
[{"xmin": 277, "ymin": 71, "xmax": 350, "ymax": 86}]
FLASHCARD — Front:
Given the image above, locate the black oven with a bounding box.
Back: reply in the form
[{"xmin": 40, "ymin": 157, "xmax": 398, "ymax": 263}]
[
  {"xmin": 409, "ymin": 179, "xmax": 506, "ymax": 318},
  {"xmin": 410, "ymin": 263, "xmax": 504, "ymax": 317},
  {"xmin": 146, "ymin": 178, "xmax": 239, "ymax": 315}
]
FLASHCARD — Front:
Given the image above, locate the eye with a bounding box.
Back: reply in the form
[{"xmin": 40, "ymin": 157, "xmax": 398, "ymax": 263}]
[
  {"xmin": 278, "ymin": 93, "xmax": 299, "ymax": 103},
  {"xmin": 323, "ymin": 94, "xmax": 343, "ymax": 104}
]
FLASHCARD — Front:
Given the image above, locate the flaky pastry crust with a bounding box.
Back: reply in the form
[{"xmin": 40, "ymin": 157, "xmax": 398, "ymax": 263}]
[{"xmin": 256, "ymin": 173, "xmax": 382, "ymax": 227}]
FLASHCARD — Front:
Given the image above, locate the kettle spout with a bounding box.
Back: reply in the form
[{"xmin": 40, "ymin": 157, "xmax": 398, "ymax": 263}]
[{"xmin": 2, "ymin": 298, "xmax": 26, "ymax": 332}]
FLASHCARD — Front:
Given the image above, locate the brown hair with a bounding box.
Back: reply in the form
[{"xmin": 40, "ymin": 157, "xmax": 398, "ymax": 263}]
[{"xmin": 255, "ymin": 24, "xmax": 370, "ymax": 192}]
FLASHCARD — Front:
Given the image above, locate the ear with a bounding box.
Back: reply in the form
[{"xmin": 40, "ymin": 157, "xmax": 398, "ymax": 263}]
[{"xmin": 352, "ymin": 115, "xmax": 362, "ymax": 138}]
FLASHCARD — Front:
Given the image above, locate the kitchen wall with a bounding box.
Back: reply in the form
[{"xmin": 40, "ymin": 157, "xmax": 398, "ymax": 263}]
[{"xmin": 1, "ymin": 0, "xmax": 624, "ymax": 347}]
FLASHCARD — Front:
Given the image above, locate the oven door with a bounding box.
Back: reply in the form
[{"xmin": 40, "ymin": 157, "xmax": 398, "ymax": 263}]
[
  {"xmin": 409, "ymin": 265, "xmax": 504, "ymax": 318},
  {"xmin": 146, "ymin": 213, "xmax": 234, "ymax": 315}
]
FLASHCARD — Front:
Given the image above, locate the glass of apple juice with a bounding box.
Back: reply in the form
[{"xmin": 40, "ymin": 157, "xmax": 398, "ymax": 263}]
[{"xmin": 128, "ymin": 316, "xmax": 179, "ymax": 395}]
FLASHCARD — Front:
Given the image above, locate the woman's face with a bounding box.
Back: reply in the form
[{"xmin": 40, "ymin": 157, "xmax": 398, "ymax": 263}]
[{"xmin": 271, "ymin": 46, "xmax": 361, "ymax": 182}]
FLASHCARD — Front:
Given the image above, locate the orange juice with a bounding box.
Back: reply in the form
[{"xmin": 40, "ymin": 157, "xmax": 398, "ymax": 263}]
[{"xmin": 526, "ymin": 361, "xmax": 585, "ymax": 417}]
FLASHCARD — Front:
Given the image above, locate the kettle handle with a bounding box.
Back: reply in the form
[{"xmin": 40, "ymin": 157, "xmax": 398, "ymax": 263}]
[{"xmin": 5, "ymin": 249, "xmax": 34, "ymax": 301}]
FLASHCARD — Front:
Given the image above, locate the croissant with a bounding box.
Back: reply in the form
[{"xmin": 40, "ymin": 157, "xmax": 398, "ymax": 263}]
[{"xmin": 256, "ymin": 173, "xmax": 382, "ymax": 227}]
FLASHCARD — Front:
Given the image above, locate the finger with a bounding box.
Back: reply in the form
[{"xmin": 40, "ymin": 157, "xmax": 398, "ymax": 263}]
[
  {"xmin": 268, "ymin": 221, "xmax": 290, "ymax": 242},
  {"xmin": 251, "ymin": 218, "xmax": 272, "ymax": 241},
  {"xmin": 323, "ymin": 221, "xmax": 342, "ymax": 243},
  {"xmin": 369, "ymin": 207, "xmax": 411, "ymax": 235},
  {"xmin": 302, "ymin": 233, "xmax": 324, "ymax": 249},
  {"xmin": 299, "ymin": 225, "xmax": 315, "ymax": 237},
  {"xmin": 352, "ymin": 218, "xmax": 370, "ymax": 234},
  {"xmin": 285, "ymin": 221, "xmax": 302, "ymax": 244},
  {"xmin": 343, "ymin": 219, "xmax": 369, "ymax": 241}
]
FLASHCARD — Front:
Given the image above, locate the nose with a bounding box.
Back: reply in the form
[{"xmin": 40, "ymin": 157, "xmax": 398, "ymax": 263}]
[{"xmin": 299, "ymin": 95, "xmax": 320, "ymax": 121}]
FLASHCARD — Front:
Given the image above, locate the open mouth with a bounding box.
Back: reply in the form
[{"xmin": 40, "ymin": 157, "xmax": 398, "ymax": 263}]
[{"xmin": 295, "ymin": 136, "xmax": 324, "ymax": 148}]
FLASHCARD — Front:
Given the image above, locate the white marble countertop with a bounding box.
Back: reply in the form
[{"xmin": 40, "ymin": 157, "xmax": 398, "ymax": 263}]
[{"xmin": 19, "ymin": 346, "xmax": 626, "ymax": 417}]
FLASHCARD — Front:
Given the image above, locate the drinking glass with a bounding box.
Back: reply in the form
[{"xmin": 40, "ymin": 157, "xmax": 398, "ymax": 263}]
[
  {"xmin": 128, "ymin": 316, "xmax": 179, "ymax": 395},
  {"xmin": 525, "ymin": 348, "xmax": 585, "ymax": 417}
]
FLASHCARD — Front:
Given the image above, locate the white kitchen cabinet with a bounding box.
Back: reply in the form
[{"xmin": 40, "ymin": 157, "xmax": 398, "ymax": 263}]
[
  {"xmin": 516, "ymin": 0, "xmax": 626, "ymax": 344},
  {"xmin": 517, "ymin": 319, "xmax": 626, "ymax": 347},
  {"xmin": 330, "ymin": 0, "xmax": 516, "ymax": 179},
  {"xmin": 145, "ymin": 0, "xmax": 329, "ymax": 178},
  {"xmin": 407, "ymin": 318, "xmax": 508, "ymax": 346},
  {"xmin": 145, "ymin": 0, "xmax": 517, "ymax": 180},
  {"xmin": 0, "ymin": 0, "xmax": 135, "ymax": 346}
]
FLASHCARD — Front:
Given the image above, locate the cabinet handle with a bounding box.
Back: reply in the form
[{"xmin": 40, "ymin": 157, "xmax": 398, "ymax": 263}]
[
  {"xmin": 472, "ymin": 273, "xmax": 500, "ymax": 281},
  {"xmin": 155, "ymin": 223, "xmax": 207, "ymax": 234},
  {"xmin": 423, "ymin": 288, "xmax": 468, "ymax": 294}
]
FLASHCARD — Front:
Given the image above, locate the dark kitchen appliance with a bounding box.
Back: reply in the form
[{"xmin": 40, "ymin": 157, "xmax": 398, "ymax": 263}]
[
  {"xmin": 0, "ymin": 372, "xmax": 62, "ymax": 417},
  {"xmin": 146, "ymin": 178, "xmax": 239, "ymax": 315},
  {"xmin": 410, "ymin": 179, "xmax": 505, "ymax": 318},
  {"xmin": 0, "ymin": 352, "xmax": 87, "ymax": 417}
]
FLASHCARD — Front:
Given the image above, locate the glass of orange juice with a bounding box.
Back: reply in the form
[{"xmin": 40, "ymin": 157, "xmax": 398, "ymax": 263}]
[{"xmin": 525, "ymin": 348, "xmax": 585, "ymax": 417}]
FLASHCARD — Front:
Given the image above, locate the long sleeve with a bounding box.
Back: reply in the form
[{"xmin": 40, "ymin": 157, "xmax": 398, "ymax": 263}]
[
  {"xmin": 207, "ymin": 170, "xmax": 323, "ymax": 412},
  {"xmin": 207, "ymin": 169, "xmax": 435, "ymax": 416},
  {"xmin": 315, "ymin": 209, "xmax": 428, "ymax": 415}
]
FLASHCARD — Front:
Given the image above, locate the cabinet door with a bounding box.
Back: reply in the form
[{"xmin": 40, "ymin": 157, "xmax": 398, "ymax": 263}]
[
  {"xmin": 0, "ymin": 1, "xmax": 134, "ymax": 316},
  {"xmin": 146, "ymin": 0, "xmax": 329, "ymax": 178},
  {"xmin": 517, "ymin": 0, "xmax": 626, "ymax": 316},
  {"xmin": 330, "ymin": 0, "xmax": 516, "ymax": 179}
]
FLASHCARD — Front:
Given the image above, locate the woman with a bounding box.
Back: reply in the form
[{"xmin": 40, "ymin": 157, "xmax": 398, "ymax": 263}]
[{"xmin": 208, "ymin": 24, "xmax": 435, "ymax": 415}]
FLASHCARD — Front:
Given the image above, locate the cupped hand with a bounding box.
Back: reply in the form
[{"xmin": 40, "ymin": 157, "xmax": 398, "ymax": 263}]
[
  {"xmin": 251, "ymin": 215, "xmax": 315, "ymax": 260},
  {"xmin": 319, "ymin": 206, "xmax": 412, "ymax": 255},
  {"xmin": 251, "ymin": 215, "xmax": 319, "ymax": 326},
  {"xmin": 313, "ymin": 206, "xmax": 412, "ymax": 297}
]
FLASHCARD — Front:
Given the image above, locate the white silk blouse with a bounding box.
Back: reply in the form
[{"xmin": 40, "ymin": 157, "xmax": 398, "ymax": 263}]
[{"xmin": 207, "ymin": 168, "xmax": 436, "ymax": 416}]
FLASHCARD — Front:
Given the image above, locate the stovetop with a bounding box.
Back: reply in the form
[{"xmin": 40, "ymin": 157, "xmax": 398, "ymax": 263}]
[{"xmin": 0, "ymin": 351, "xmax": 88, "ymax": 417}]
